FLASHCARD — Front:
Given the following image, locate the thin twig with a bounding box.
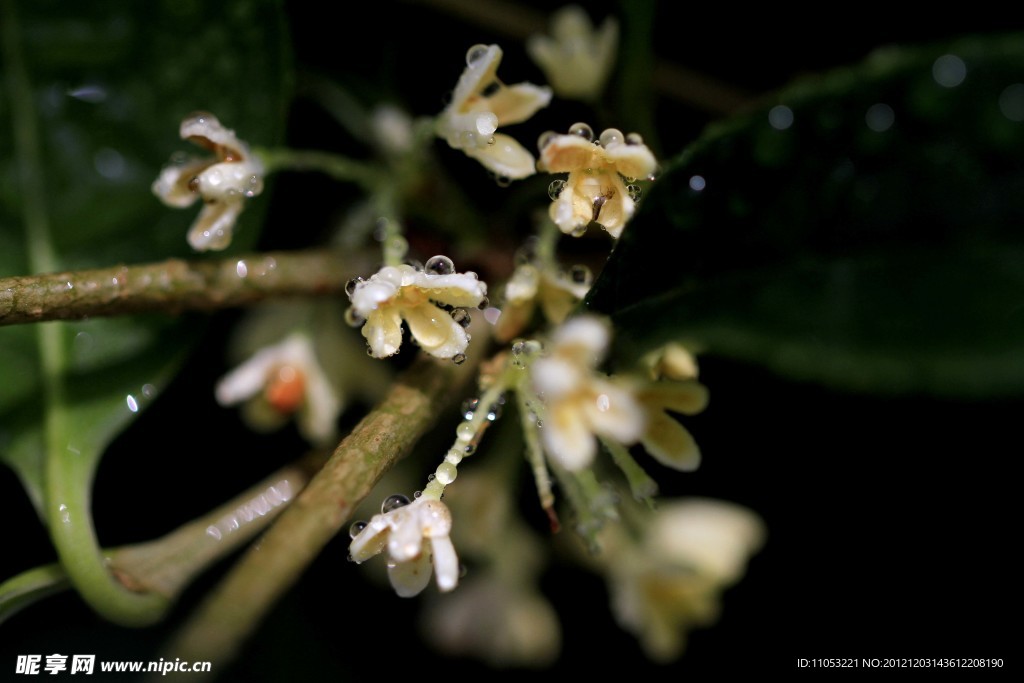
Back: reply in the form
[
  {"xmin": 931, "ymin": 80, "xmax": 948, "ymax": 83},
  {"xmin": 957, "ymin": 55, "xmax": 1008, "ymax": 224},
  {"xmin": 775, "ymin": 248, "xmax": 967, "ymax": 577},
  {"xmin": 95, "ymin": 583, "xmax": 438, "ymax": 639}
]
[
  {"xmin": 162, "ymin": 350, "xmax": 481, "ymax": 673},
  {"xmin": 0, "ymin": 249, "xmax": 372, "ymax": 327},
  {"xmin": 0, "ymin": 454, "xmax": 324, "ymax": 626}
]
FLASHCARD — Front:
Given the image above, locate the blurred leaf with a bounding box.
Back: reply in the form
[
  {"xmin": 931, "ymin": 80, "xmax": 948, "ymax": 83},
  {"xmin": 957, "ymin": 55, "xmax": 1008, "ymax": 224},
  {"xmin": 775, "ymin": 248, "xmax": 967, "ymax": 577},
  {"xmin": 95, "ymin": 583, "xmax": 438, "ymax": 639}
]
[
  {"xmin": 0, "ymin": 0, "xmax": 290, "ymax": 519},
  {"xmin": 587, "ymin": 33, "xmax": 1024, "ymax": 396}
]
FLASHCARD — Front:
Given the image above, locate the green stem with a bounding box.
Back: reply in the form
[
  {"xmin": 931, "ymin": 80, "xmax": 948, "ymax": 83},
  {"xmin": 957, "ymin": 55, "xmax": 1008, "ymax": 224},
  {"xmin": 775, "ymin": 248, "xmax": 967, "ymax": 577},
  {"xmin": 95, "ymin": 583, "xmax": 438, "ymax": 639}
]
[
  {"xmin": 601, "ymin": 436, "xmax": 658, "ymax": 504},
  {"xmin": 0, "ymin": 455, "xmax": 323, "ymax": 626},
  {"xmin": 256, "ymin": 148, "xmax": 384, "ymax": 189},
  {"xmin": 109, "ymin": 454, "xmax": 323, "ymax": 599},
  {"xmin": 2, "ymin": 0, "xmax": 166, "ymax": 626},
  {"xmin": 0, "ymin": 564, "xmax": 69, "ymax": 625},
  {"xmin": 0, "ymin": 248, "xmax": 373, "ymax": 327},
  {"xmin": 163, "ymin": 352, "xmax": 479, "ymax": 671}
]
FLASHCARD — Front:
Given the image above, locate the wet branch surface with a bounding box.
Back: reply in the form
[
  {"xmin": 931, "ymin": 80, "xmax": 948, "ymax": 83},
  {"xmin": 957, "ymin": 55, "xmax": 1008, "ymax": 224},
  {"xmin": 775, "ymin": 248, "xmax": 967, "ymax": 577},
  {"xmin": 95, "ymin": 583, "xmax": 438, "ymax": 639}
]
[{"xmin": 0, "ymin": 249, "xmax": 369, "ymax": 326}]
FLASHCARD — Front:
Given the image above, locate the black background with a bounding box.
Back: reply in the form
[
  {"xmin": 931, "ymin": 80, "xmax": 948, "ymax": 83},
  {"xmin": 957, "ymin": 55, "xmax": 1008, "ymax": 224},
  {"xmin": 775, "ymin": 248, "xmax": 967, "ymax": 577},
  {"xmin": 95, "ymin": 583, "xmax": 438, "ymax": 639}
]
[{"xmin": 1, "ymin": 1, "xmax": 1017, "ymax": 679}]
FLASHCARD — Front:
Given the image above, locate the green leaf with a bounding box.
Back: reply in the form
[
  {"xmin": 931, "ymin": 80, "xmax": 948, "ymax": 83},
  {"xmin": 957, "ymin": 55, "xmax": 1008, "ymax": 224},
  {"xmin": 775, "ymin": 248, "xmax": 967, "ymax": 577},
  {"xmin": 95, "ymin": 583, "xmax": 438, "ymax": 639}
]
[
  {"xmin": 587, "ymin": 34, "xmax": 1024, "ymax": 397},
  {"xmin": 0, "ymin": 0, "xmax": 289, "ymax": 623}
]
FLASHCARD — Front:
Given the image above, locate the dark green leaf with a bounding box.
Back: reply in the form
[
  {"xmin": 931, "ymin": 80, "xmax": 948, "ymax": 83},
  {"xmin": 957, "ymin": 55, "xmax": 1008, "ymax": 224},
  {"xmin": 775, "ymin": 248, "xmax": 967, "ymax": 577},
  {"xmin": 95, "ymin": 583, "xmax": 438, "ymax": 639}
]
[
  {"xmin": 587, "ymin": 34, "xmax": 1024, "ymax": 396},
  {"xmin": 0, "ymin": 0, "xmax": 289, "ymax": 516}
]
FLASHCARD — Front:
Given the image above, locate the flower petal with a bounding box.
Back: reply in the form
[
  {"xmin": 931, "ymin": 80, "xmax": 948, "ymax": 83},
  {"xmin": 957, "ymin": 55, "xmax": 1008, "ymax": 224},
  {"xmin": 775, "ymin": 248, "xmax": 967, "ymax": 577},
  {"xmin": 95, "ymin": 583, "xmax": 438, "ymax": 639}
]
[
  {"xmin": 537, "ymin": 133, "xmax": 596, "ymax": 173},
  {"xmin": 297, "ymin": 357, "xmax": 342, "ymax": 446},
  {"xmin": 387, "ymin": 552, "xmax": 433, "ymax": 598},
  {"xmin": 349, "ymin": 522, "xmax": 389, "ymax": 563},
  {"xmin": 180, "ymin": 111, "xmax": 246, "ymax": 159},
  {"xmin": 151, "ymin": 158, "xmax": 211, "ymax": 208},
  {"xmin": 188, "ymin": 200, "xmax": 243, "ymax": 251},
  {"xmin": 488, "ymin": 83, "xmax": 552, "ymax": 126},
  {"xmin": 638, "ymin": 380, "xmax": 709, "ymax": 415},
  {"xmin": 195, "ymin": 159, "xmax": 263, "ymax": 202},
  {"xmin": 430, "ymin": 536, "xmax": 459, "ymax": 592},
  {"xmin": 640, "ymin": 410, "xmax": 701, "ymax": 471},
  {"xmin": 606, "ymin": 141, "xmax": 658, "ymax": 181},
  {"xmin": 583, "ymin": 380, "xmax": 646, "ymax": 445},
  {"xmin": 403, "ymin": 303, "xmax": 468, "ymax": 359},
  {"xmin": 363, "ymin": 308, "xmax": 404, "ymax": 358},
  {"xmin": 450, "ymin": 44, "xmax": 503, "ymax": 113},
  {"xmin": 542, "ymin": 399, "xmax": 597, "ymax": 471},
  {"xmin": 414, "ymin": 271, "xmax": 487, "ymax": 308},
  {"xmin": 215, "ymin": 345, "xmax": 279, "ymax": 406},
  {"xmin": 462, "ymin": 133, "xmax": 538, "ymax": 180}
]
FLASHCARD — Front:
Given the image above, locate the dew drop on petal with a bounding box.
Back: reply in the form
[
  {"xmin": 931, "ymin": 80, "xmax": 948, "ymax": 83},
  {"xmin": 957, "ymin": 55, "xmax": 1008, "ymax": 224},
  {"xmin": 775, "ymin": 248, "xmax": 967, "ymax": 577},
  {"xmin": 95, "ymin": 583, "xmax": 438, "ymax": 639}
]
[
  {"xmin": 477, "ymin": 296, "xmax": 489, "ymax": 310},
  {"xmin": 538, "ymin": 130, "xmax": 558, "ymax": 150},
  {"xmin": 627, "ymin": 184, "xmax": 642, "ymax": 202},
  {"xmin": 625, "ymin": 132, "xmax": 644, "ymax": 145},
  {"xmin": 569, "ymin": 264, "xmax": 592, "ymax": 285},
  {"xmin": 570, "ymin": 224, "xmax": 588, "ymax": 237},
  {"xmin": 451, "ymin": 308, "xmax": 471, "ymax": 327},
  {"xmin": 452, "ymin": 353, "xmax": 467, "ymax": 365},
  {"xmin": 424, "ymin": 255, "xmax": 455, "ymax": 275},
  {"xmin": 345, "ymin": 277, "xmax": 363, "ymax": 297},
  {"xmin": 466, "ymin": 44, "xmax": 489, "ymax": 66},
  {"xmin": 599, "ymin": 128, "xmax": 624, "ymax": 147},
  {"xmin": 344, "ymin": 307, "xmax": 365, "ymax": 327},
  {"xmin": 495, "ymin": 175, "xmax": 511, "ymax": 188},
  {"xmin": 461, "ymin": 397, "xmax": 479, "ymax": 419},
  {"xmin": 548, "ymin": 179, "xmax": 566, "ymax": 200},
  {"xmin": 382, "ymin": 494, "xmax": 411, "ymax": 513},
  {"xmin": 568, "ymin": 122, "xmax": 594, "ymax": 141},
  {"xmin": 349, "ymin": 521, "xmax": 368, "ymax": 538}
]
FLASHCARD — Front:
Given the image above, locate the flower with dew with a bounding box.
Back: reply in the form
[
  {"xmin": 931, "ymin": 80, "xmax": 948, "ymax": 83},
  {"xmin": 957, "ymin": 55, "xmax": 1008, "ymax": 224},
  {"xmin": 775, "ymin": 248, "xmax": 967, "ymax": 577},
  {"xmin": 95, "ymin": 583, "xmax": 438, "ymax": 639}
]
[
  {"xmin": 538, "ymin": 124, "xmax": 657, "ymax": 238},
  {"xmin": 349, "ymin": 494, "xmax": 459, "ymax": 597},
  {"xmin": 527, "ymin": 5, "xmax": 619, "ymax": 101},
  {"xmin": 437, "ymin": 44, "xmax": 552, "ymax": 180},
  {"xmin": 215, "ymin": 332, "xmax": 341, "ymax": 446},
  {"xmin": 495, "ymin": 259, "xmax": 592, "ymax": 342},
  {"xmin": 531, "ymin": 315, "xmax": 645, "ymax": 471},
  {"xmin": 152, "ymin": 112, "xmax": 263, "ymax": 251},
  {"xmin": 604, "ymin": 498, "xmax": 765, "ymax": 661},
  {"xmin": 347, "ymin": 257, "xmax": 488, "ymax": 360}
]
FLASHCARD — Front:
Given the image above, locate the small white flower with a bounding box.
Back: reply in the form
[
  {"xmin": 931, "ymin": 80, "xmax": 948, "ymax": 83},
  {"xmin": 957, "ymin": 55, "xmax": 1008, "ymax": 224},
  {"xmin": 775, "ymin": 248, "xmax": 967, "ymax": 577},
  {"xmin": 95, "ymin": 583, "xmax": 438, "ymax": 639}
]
[
  {"xmin": 421, "ymin": 573, "xmax": 560, "ymax": 667},
  {"xmin": 348, "ymin": 259, "xmax": 487, "ymax": 360},
  {"xmin": 495, "ymin": 261, "xmax": 591, "ymax": 341},
  {"xmin": 152, "ymin": 112, "xmax": 264, "ymax": 251},
  {"xmin": 635, "ymin": 377, "xmax": 709, "ymax": 472},
  {"xmin": 349, "ymin": 496, "xmax": 459, "ymax": 597},
  {"xmin": 215, "ymin": 333, "xmax": 340, "ymax": 446},
  {"xmin": 606, "ymin": 498, "xmax": 765, "ymax": 661},
  {"xmin": 532, "ymin": 315, "xmax": 645, "ymax": 470},
  {"xmin": 437, "ymin": 44, "xmax": 552, "ymax": 180},
  {"xmin": 527, "ymin": 5, "xmax": 619, "ymax": 101},
  {"xmin": 539, "ymin": 125, "xmax": 657, "ymax": 238}
]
